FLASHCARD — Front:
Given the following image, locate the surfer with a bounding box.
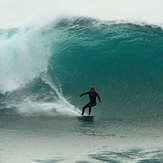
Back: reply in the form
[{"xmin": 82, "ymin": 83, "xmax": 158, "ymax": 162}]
[{"xmin": 77, "ymin": 86, "xmax": 102, "ymax": 115}]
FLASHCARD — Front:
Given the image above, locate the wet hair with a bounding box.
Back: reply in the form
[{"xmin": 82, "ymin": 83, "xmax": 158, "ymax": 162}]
[{"xmin": 91, "ymin": 86, "xmax": 95, "ymax": 90}]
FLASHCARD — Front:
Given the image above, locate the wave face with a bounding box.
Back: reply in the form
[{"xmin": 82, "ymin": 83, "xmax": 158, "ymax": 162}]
[{"xmin": 0, "ymin": 18, "xmax": 163, "ymax": 120}]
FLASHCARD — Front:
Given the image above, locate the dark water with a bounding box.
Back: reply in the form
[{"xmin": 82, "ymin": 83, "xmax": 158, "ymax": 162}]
[{"xmin": 0, "ymin": 18, "xmax": 163, "ymax": 162}]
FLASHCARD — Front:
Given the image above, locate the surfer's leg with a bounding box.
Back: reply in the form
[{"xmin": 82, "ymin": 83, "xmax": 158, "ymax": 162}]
[
  {"xmin": 88, "ymin": 103, "xmax": 96, "ymax": 115},
  {"xmin": 81, "ymin": 108, "xmax": 85, "ymax": 115},
  {"xmin": 88, "ymin": 107, "xmax": 91, "ymax": 115},
  {"xmin": 82, "ymin": 103, "xmax": 90, "ymax": 115}
]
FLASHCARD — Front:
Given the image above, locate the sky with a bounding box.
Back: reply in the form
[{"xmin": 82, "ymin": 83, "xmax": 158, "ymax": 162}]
[{"xmin": 0, "ymin": 0, "xmax": 163, "ymax": 29}]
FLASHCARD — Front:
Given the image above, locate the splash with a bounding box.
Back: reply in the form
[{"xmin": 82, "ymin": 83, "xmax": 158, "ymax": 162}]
[{"xmin": 0, "ymin": 28, "xmax": 50, "ymax": 93}]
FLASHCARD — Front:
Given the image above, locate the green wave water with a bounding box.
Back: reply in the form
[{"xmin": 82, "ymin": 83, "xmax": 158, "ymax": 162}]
[{"xmin": 0, "ymin": 18, "xmax": 163, "ymax": 120}]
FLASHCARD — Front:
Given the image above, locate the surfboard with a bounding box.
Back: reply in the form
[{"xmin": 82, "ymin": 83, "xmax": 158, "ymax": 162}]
[{"xmin": 78, "ymin": 115, "xmax": 94, "ymax": 121}]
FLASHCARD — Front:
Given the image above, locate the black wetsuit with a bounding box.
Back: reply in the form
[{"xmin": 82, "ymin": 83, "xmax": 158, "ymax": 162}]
[{"xmin": 79, "ymin": 91, "xmax": 101, "ymax": 115}]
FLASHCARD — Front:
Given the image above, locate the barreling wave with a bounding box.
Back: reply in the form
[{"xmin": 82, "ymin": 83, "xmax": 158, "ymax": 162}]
[{"xmin": 0, "ymin": 17, "xmax": 163, "ymax": 119}]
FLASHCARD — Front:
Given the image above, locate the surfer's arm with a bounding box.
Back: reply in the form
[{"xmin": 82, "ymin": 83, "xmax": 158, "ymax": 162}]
[
  {"xmin": 97, "ymin": 93, "xmax": 102, "ymax": 106},
  {"xmin": 78, "ymin": 91, "xmax": 89, "ymax": 98}
]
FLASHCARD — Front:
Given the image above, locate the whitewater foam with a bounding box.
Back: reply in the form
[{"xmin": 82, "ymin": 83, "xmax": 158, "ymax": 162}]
[
  {"xmin": 15, "ymin": 101, "xmax": 79, "ymax": 117},
  {"xmin": 0, "ymin": 28, "xmax": 50, "ymax": 93}
]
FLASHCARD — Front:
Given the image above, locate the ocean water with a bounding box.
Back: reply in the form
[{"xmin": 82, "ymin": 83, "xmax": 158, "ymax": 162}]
[{"xmin": 0, "ymin": 0, "xmax": 163, "ymax": 162}]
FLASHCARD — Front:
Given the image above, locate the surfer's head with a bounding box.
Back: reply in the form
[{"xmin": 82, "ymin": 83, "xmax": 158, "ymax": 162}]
[{"xmin": 91, "ymin": 86, "xmax": 96, "ymax": 92}]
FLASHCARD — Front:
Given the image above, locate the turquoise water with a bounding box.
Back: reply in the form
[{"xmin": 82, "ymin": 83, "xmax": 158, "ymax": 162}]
[{"xmin": 0, "ymin": 17, "xmax": 163, "ymax": 162}]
